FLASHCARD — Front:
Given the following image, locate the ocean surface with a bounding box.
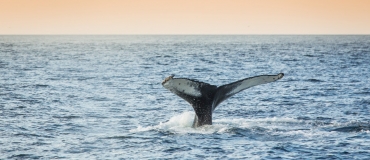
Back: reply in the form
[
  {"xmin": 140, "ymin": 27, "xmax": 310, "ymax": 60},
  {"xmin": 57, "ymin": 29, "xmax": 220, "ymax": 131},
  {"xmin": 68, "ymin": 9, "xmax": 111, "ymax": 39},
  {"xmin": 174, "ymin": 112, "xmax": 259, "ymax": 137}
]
[{"xmin": 1, "ymin": 35, "xmax": 370, "ymax": 159}]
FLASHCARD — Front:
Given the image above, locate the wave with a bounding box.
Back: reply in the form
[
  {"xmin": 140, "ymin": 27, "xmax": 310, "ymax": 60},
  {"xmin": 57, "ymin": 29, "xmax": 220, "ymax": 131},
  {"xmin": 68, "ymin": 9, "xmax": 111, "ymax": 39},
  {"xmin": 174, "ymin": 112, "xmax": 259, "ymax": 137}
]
[{"xmin": 330, "ymin": 122, "xmax": 370, "ymax": 132}]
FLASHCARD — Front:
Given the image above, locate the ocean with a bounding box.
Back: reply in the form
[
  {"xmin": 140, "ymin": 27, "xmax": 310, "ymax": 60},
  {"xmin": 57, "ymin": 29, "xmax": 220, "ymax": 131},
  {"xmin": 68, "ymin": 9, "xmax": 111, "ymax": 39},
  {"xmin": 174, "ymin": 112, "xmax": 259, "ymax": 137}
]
[{"xmin": 1, "ymin": 35, "xmax": 370, "ymax": 159}]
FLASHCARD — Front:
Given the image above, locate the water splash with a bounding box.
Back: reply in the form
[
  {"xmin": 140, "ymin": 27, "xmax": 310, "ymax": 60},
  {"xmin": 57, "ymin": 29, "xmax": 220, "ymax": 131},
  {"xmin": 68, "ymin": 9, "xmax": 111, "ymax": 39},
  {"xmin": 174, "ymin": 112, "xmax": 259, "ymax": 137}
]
[{"xmin": 130, "ymin": 111, "xmax": 309, "ymax": 135}]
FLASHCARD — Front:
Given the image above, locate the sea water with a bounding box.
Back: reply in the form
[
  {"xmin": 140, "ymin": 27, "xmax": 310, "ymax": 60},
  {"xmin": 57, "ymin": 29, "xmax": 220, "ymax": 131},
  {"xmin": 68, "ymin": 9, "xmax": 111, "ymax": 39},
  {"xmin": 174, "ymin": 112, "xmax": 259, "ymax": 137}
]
[{"xmin": 1, "ymin": 35, "xmax": 370, "ymax": 159}]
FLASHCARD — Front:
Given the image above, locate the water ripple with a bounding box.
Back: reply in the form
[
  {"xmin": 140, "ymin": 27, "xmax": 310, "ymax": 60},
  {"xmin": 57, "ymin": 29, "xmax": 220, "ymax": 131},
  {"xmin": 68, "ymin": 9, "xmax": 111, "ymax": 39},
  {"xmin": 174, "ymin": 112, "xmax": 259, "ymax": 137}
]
[{"xmin": 1, "ymin": 35, "xmax": 370, "ymax": 159}]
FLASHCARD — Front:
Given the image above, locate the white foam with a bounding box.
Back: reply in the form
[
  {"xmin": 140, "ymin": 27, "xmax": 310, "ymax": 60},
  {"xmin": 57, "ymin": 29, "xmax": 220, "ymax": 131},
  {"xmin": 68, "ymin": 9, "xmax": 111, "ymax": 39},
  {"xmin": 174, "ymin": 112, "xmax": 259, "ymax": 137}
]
[
  {"xmin": 130, "ymin": 111, "xmax": 230, "ymax": 134},
  {"xmin": 129, "ymin": 111, "xmax": 194, "ymax": 133},
  {"xmin": 130, "ymin": 112, "xmax": 307, "ymax": 134},
  {"xmin": 215, "ymin": 117, "xmax": 300, "ymax": 127},
  {"xmin": 160, "ymin": 111, "xmax": 194, "ymax": 129}
]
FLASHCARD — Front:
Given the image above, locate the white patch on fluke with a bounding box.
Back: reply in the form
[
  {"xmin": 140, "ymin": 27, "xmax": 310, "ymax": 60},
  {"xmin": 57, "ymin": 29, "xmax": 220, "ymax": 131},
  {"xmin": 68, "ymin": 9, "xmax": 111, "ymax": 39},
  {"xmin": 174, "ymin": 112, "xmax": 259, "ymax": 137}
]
[{"xmin": 163, "ymin": 78, "xmax": 202, "ymax": 97}]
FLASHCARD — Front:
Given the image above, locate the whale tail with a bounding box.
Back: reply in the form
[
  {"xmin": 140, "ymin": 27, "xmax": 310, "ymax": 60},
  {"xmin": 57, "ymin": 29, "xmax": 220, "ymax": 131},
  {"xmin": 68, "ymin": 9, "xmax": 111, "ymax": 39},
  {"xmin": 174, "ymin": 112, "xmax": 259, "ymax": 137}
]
[{"xmin": 162, "ymin": 73, "xmax": 284, "ymax": 127}]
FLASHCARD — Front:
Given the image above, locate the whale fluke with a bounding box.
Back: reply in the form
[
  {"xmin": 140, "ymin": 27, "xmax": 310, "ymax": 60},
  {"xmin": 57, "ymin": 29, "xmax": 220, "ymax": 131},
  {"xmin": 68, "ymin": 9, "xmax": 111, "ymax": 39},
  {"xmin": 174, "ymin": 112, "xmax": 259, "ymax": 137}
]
[{"xmin": 162, "ymin": 73, "xmax": 284, "ymax": 128}]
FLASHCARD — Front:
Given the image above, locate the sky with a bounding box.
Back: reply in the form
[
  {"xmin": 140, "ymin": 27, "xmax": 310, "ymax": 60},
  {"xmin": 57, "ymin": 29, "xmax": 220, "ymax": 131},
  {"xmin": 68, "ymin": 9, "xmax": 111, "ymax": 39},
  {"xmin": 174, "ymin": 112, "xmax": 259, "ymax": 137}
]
[{"xmin": 1, "ymin": 0, "xmax": 369, "ymax": 35}]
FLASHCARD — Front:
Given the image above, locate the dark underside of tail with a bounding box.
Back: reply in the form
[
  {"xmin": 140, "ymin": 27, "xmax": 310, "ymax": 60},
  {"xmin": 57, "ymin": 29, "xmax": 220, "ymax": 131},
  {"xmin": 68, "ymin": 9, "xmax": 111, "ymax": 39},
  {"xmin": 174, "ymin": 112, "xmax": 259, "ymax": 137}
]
[
  {"xmin": 190, "ymin": 83, "xmax": 243, "ymax": 127},
  {"xmin": 182, "ymin": 83, "xmax": 216, "ymax": 127}
]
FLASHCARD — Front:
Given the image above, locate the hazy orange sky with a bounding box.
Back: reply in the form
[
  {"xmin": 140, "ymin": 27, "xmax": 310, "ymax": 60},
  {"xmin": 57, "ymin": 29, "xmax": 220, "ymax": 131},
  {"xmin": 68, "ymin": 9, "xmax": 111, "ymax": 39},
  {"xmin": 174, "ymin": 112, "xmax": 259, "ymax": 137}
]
[{"xmin": 1, "ymin": 0, "xmax": 369, "ymax": 35}]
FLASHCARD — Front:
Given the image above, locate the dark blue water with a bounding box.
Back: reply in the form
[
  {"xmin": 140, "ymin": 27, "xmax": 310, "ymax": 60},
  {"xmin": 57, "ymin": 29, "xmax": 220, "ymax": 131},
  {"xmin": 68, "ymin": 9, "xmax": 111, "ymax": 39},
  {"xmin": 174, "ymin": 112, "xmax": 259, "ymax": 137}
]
[{"xmin": 1, "ymin": 35, "xmax": 370, "ymax": 159}]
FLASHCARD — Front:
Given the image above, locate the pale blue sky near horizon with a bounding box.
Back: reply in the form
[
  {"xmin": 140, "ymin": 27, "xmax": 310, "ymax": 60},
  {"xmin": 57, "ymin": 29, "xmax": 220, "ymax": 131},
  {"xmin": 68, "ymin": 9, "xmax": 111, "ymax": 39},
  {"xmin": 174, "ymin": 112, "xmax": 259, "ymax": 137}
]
[{"xmin": 1, "ymin": 0, "xmax": 369, "ymax": 35}]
